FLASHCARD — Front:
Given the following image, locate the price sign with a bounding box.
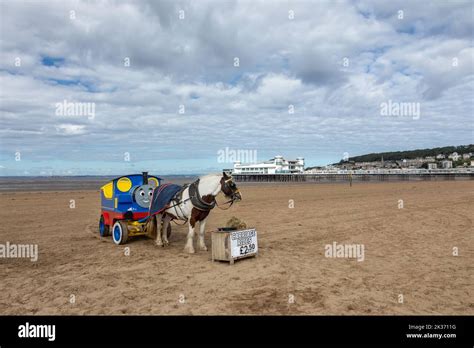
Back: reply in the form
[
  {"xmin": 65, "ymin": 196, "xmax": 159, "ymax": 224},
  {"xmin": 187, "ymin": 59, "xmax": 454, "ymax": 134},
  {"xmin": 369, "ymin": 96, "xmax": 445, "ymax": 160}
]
[{"xmin": 230, "ymin": 229, "xmax": 258, "ymax": 258}]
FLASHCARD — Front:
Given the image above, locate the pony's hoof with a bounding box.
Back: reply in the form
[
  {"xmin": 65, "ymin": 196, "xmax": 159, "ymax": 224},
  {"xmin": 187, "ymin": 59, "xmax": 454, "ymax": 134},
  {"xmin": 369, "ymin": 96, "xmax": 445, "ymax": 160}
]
[
  {"xmin": 155, "ymin": 241, "xmax": 164, "ymax": 247},
  {"xmin": 184, "ymin": 246, "xmax": 195, "ymax": 254},
  {"xmin": 199, "ymin": 245, "xmax": 208, "ymax": 251},
  {"xmin": 163, "ymin": 240, "xmax": 170, "ymax": 246}
]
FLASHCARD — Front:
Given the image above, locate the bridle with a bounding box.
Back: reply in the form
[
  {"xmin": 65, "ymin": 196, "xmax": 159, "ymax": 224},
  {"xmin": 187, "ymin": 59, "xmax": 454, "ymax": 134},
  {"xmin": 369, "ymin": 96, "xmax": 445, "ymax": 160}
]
[{"xmin": 216, "ymin": 177, "xmax": 241, "ymax": 210}]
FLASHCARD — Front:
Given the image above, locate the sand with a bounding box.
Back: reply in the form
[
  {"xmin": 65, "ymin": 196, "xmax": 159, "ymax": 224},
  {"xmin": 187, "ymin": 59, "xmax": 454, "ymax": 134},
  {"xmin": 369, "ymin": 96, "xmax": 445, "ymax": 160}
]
[{"xmin": 0, "ymin": 181, "xmax": 472, "ymax": 315}]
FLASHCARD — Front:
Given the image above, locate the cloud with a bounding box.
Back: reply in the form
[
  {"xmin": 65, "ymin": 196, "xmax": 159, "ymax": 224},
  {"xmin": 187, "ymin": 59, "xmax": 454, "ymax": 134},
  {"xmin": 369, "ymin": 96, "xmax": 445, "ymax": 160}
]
[
  {"xmin": 0, "ymin": 0, "xmax": 472, "ymax": 175},
  {"xmin": 55, "ymin": 124, "xmax": 86, "ymax": 135}
]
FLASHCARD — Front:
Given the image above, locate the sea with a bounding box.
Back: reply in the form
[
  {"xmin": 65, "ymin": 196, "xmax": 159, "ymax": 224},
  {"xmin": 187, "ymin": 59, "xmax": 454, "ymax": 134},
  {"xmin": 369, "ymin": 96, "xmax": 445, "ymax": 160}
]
[{"xmin": 0, "ymin": 175, "xmax": 199, "ymax": 192}]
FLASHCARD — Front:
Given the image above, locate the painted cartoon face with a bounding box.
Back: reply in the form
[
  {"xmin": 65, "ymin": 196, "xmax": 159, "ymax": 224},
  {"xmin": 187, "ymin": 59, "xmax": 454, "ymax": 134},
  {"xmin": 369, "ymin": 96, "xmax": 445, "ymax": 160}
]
[{"xmin": 134, "ymin": 184, "xmax": 155, "ymax": 208}]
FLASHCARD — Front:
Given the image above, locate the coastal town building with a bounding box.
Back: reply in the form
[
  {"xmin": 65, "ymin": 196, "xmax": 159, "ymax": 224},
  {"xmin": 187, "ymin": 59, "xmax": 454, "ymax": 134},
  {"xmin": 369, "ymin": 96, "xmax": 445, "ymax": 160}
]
[
  {"xmin": 398, "ymin": 158, "xmax": 424, "ymax": 168},
  {"xmin": 233, "ymin": 156, "xmax": 304, "ymax": 174},
  {"xmin": 448, "ymin": 152, "xmax": 460, "ymax": 161},
  {"xmin": 441, "ymin": 160, "xmax": 453, "ymax": 169},
  {"xmin": 230, "ymin": 148, "xmax": 473, "ymax": 175}
]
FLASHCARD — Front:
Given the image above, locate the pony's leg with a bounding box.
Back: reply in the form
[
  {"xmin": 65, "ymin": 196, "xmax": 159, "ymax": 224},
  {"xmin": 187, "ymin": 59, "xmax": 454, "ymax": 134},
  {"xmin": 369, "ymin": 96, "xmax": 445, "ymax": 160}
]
[
  {"xmin": 184, "ymin": 221, "xmax": 195, "ymax": 254},
  {"xmin": 198, "ymin": 216, "xmax": 208, "ymax": 251},
  {"xmin": 162, "ymin": 214, "xmax": 171, "ymax": 246},
  {"xmin": 154, "ymin": 214, "xmax": 164, "ymax": 247}
]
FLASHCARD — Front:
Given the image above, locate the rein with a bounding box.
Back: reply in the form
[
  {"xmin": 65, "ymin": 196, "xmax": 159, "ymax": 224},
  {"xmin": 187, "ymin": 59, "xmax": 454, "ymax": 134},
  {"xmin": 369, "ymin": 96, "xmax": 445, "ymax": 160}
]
[{"xmin": 215, "ymin": 198, "xmax": 235, "ymax": 210}]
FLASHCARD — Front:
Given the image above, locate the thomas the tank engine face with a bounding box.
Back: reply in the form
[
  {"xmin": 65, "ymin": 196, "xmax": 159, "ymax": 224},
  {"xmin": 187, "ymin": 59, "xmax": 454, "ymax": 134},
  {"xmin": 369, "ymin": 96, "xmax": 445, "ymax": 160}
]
[
  {"xmin": 134, "ymin": 184, "xmax": 155, "ymax": 208},
  {"xmin": 99, "ymin": 172, "xmax": 163, "ymax": 245}
]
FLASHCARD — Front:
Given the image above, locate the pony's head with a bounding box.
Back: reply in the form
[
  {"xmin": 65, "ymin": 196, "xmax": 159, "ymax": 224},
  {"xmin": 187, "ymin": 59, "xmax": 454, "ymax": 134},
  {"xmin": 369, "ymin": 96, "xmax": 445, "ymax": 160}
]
[{"xmin": 220, "ymin": 172, "xmax": 242, "ymax": 202}]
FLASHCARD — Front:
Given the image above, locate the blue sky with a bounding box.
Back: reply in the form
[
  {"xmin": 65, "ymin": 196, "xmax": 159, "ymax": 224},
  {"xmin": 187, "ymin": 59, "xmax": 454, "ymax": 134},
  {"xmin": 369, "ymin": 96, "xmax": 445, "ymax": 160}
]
[{"xmin": 0, "ymin": 0, "xmax": 473, "ymax": 175}]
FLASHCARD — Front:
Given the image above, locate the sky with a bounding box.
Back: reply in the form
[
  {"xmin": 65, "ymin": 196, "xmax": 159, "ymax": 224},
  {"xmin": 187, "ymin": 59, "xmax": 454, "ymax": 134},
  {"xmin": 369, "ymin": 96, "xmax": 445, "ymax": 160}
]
[{"xmin": 0, "ymin": 0, "xmax": 473, "ymax": 176}]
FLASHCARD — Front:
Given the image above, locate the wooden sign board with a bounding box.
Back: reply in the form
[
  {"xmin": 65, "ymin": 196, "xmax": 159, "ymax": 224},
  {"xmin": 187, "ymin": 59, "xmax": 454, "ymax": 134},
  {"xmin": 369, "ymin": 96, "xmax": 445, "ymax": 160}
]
[{"xmin": 211, "ymin": 228, "xmax": 258, "ymax": 264}]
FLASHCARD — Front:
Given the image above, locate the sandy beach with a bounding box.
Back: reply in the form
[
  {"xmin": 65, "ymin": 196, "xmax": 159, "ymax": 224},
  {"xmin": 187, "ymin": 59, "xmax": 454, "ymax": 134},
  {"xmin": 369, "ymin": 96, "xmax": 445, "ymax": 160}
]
[{"xmin": 0, "ymin": 180, "xmax": 472, "ymax": 315}]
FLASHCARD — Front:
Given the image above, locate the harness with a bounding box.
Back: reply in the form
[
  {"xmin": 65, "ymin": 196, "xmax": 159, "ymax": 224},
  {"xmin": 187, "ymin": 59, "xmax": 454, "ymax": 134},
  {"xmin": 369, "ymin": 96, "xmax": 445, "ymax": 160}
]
[
  {"xmin": 147, "ymin": 177, "xmax": 238, "ymax": 225},
  {"xmin": 188, "ymin": 179, "xmax": 216, "ymax": 211}
]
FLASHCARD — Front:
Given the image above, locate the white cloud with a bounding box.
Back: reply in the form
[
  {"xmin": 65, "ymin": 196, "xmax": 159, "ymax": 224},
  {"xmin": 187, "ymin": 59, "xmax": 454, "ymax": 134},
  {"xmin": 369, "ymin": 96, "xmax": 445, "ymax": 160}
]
[
  {"xmin": 0, "ymin": 0, "xmax": 472, "ymax": 174},
  {"xmin": 55, "ymin": 124, "xmax": 86, "ymax": 135}
]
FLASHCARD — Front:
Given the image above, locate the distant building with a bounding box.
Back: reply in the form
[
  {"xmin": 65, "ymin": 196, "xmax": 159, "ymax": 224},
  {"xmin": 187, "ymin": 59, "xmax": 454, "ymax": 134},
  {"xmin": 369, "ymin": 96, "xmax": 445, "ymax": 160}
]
[
  {"xmin": 436, "ymin": 154, "xmax": 446, "ymax": 159},
  {"xmin": 399, "ymin": 158, "xmax": 424, "ymax": 168},
  {"xmin": 462, "ymin": 153, "xmax": 471, "ymax": 160},
  {"xmin": 441, "ymin": 160, "xmax": 453, "ymax": 169},
  {"xmin": 382, "ymin": 160, "xmax": 398, "ymax": 168},
  {"xmin": 471, "ymin": 160, "xmax": 474, "ymax": 167},
  {"xmin": 304, "ymin": 166, "xmax": 324, "ymax": 174},
  {"xmin": 448, "ymin": 152, "xmax": 460, "ymax": 161},
  {"xmin": 339, "ymin": 162, "xmax": 356, "ymax": 170},
  {"xmin": 425, "ymin": 156, "xmax": 436, "ymax": 162},
  {"xmin": 427, "ymin": 163, "xmax": 437, "ymax": 170},
  {"xmin": 233, "ymin": 156, "xmax": 305, "ymax": 174}
]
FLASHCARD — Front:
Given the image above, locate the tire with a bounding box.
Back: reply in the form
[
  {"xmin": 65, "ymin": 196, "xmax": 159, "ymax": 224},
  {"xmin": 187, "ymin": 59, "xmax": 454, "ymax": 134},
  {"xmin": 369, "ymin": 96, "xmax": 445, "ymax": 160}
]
[
  {"xmin": 112, "ymin": 221, "xmax": 129, "ymax": 245},
  {"xmin": 99, "ymin": 215, "xmax": 110, "ymax": 237}
]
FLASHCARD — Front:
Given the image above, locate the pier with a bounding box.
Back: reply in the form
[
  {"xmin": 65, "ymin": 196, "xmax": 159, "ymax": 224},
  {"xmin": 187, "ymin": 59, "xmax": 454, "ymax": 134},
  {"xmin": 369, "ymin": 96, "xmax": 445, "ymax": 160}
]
[{"xmin": 233, "ymin": 172, "xmax": 474, "ymax": 183}]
